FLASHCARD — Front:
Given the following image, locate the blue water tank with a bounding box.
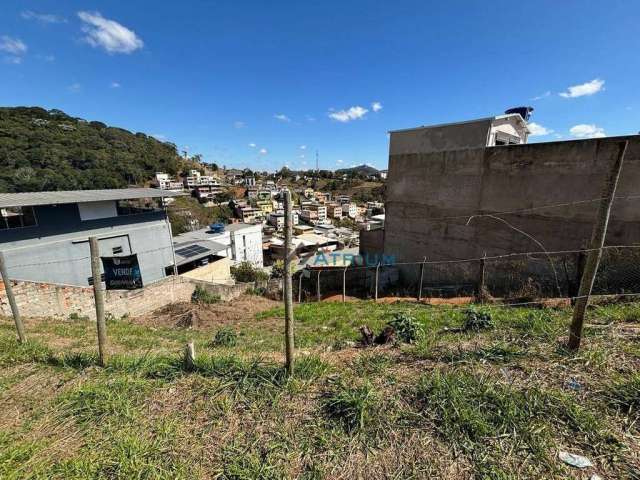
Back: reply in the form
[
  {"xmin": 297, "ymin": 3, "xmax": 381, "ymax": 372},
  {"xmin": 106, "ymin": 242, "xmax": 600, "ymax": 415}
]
[
  {"xmin": 210, "ymin": 222, "xmax": 225, "ymax": 233},
  {"xmin": 505, "ymin": 106, "xmax": 534, "ymax": 121}
]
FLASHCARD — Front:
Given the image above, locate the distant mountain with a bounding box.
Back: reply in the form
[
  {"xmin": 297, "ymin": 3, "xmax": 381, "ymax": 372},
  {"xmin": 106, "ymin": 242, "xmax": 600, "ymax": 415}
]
[
  {"xmin": 0, "ymin": 106, "xmax": 184, "ymax": 192},
  {"xmin": 335, "ymin": 164, "xmax": 380, "ymax": 176}
]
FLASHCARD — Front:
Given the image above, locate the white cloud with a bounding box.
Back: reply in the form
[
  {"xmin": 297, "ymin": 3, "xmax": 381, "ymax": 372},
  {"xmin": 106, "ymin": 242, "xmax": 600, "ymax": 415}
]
[
  {"xmin": 77, "ymin": 11, "xmax": 144, "ymax": 54},
  {"xmin": 151, "ymin": 133, "xmax": 167, "ymax": 141},
  {"xmin": 305, "ymin": 115, "xmax": 316, "ymax": 122},
  {"xmin": 371, "ymin": 101, "xmax": 383, "ymax": 112},
  {"xmin": 336, "ymin": 159, "xmax": 344, "ymax": 164},
  {"xmin": 248, "ymin": 143, "xmax": 257, "ymax": 148},
  {"xmin": 110, "ymin": 81, "xmax": 121, "ymax": 88},
  {"xmin": 559, "ymin": 79, "xmax": 605, "ymax": 98},
  {"xmin": 328, "ymin": 105, "xmax": 369, "ymax": 123},
  {"xmin": 67, "ymin": 82, "xmax": 82, "ymax": 93},
  {"xmin": 531, "ymin": 91, "xmax": 551, "ymax": 101},
  {"xmin": 38, "ymin": 54, "xmax": 55, "ymax": 62},
  {"xmin": 527, "ymin": 122, "xmax": 553, "ymax": 137},
  {"xmin": 274, "ymin": 113, "xmax": 291, "ymax": 122},
  {"xmin": 0, "ymin": 36, "xmax": 27, "ymax": 55},
  {"xmin": 259, "ymin": 148, "xmax": 268, "ymax": 155},
  {"xmin": 4, "ymin": 56, "xmax": 23, "ymax": 64},
  {"xmin": 570, "ymin": 124, "xmax": 606, "ymax": 138},
  {"xmin": 299, "ymin": 145, "xmax": 307, "ymax": 150},
  {"xmin": 21, "ymin": 11, "xmax": 67, "ymax": 24},
  {"xmin": 233, "ymin": 121, "xmax": 245, "ymax": 129}
]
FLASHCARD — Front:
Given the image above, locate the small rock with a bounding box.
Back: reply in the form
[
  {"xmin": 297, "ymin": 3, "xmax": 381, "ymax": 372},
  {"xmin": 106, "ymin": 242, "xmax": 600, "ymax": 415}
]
[
  {"xmin": 566, "ymin": 378, "xmax": 582, "ymax": 391},
  {"xmin": 590, "ymin": 474, "xmax": 602, "ymax": 480},
  {"xmin": 558, "ymin": 451, "xmax": 593, "ymax": 468}
]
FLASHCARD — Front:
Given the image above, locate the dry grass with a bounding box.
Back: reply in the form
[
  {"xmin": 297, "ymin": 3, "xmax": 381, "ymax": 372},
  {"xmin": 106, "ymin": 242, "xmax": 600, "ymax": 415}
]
[{"xmin": 1, "ymin": 300, "xmax": 640, "ymax": 478}]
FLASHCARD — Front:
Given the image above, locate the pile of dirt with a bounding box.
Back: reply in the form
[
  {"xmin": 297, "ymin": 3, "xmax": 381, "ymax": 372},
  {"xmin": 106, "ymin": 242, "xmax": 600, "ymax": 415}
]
[{"xmin": 134, "ymin": 295, "xmax": 281, "ymax": 329}]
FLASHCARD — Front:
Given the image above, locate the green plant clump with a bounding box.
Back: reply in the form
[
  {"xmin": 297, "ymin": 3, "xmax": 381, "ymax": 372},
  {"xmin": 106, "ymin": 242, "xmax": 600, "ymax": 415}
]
[
  {"xmin": 210, "ymin": 327, "xmax": 238, "ymax": 348},
  {"xmin": 463, "ymin": 307, "xmax": 494, "ymax": 331},
  {"xmin": 231, "ymin": 261, "xmax": 269, "ymax": 283},
  {"xmin": 321, "ymin": 379, "xmax": 378, "ymax": 432},
  {"xmin": 191, "ymin": 286, "xmax": 221, "ymax": 304},
  {"xmin": 388, "ymin": 312, "xmax": 423, "ymax": 343}
]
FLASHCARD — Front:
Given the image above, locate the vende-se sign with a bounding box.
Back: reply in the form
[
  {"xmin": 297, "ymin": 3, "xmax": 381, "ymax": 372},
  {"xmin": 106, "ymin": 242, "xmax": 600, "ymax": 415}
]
[{"xmin": 100, "ymin": 254, "xmax": 143, "ymax": 290}]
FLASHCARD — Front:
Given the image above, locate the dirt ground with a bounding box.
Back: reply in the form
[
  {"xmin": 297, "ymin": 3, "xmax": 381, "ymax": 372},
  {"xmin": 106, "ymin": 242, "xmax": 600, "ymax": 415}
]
[{"xmin": 133, "ymin": 294, "xmax": 281, "ymax": 329}]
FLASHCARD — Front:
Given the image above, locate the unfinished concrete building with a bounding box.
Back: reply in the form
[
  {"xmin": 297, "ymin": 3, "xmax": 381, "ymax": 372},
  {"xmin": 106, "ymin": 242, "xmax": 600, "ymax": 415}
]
[{"xmin": 379, "ymin": 112, "xmax": 640, "ymax": 297}]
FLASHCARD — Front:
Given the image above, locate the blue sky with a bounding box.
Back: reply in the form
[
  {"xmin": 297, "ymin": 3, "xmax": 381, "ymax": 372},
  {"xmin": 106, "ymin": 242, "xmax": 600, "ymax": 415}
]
[{"xmin": 1, "ymin": 1, "xmax": 639, "ymax": 171}]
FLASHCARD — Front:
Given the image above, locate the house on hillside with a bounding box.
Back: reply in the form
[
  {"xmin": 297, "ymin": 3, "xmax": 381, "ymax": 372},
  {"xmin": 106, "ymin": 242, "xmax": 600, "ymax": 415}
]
[{"xmin": 0, "ymin": 188, "xmax": 183, "ymax": 286}]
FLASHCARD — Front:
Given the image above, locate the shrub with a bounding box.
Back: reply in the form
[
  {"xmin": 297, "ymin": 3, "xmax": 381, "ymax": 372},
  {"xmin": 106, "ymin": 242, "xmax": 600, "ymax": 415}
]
[
  {"xmin": 210, "ymin": 327, "xmax": 238, "ymax": 347},
  {"xmin": 245, "ymin": 286, "xmax": 267, "ymax": 296},
  {"xmin": 231, "ymin": 261, "xmax": 269, "ymax": 283},
  {"xmin": 463, "ymin": 307, "xmax": 494, "ymax": 331},
  {"xmin": 388, "ymin": 312, "xmax": 423, "ymax": 343},
  {"xmin": 191, "ymin": 286, "xmax": 221, "ymax": 304}
]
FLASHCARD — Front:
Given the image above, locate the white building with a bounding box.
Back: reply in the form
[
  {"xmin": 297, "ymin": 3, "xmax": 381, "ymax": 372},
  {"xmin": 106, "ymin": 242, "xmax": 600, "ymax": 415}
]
[
  {"xmin": 173, "ymin": 222, "xmax": 263, "ymax": 269},
  {"xmin": 154, "ymin": 173, "xmax": 184, "ymax": 192},
  {"xmin": 342, "ymin": 202, "xmax": 357, "ymax": 219},
  {"xmin": 184, "ymin": 170, "xmax": 221, "ymax": 188}
]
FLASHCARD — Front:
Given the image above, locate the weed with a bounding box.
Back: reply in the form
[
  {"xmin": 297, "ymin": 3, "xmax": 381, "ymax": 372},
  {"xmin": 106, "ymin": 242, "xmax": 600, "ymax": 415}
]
[
  {"xmin": 462, "ymin": 306, "xmax": 494, "ymax": 331},
  {"xmin": 191, "ymin": 285, "xmax": 222, "ymax": 304},
  {"xmin": 388, "ymin": 312, "xmax": 423, "ymax": 343},
  {"xmin": 210, "ymin": 327, "xmax": 238, "ymax": 347},
  {"xmin": 321, "ymin": 379, "xmax": 379, "ymax": 432}
]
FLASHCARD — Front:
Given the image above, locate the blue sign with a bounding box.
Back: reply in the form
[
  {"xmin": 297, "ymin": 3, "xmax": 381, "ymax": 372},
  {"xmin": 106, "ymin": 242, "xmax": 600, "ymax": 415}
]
[{"xmin": 101, "ymin": 254, "xmax": 143, "ymax": 290}]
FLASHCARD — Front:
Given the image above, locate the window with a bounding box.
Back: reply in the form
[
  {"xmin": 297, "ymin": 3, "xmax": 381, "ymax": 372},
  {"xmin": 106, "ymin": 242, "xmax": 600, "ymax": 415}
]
[
  {"xmin": 116, "ymin": 198, "xmax": 163, "ymax": 216},
  {"xmin": 0, "ymin": 206, "xmax": 38, "ymax": 230}
]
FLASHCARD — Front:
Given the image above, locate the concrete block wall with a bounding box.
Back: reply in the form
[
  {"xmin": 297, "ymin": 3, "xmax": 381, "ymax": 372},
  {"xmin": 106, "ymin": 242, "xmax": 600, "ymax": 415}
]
[{"xmin": 385, "ymin": 135, "xmax": 640, "ymax": 287}]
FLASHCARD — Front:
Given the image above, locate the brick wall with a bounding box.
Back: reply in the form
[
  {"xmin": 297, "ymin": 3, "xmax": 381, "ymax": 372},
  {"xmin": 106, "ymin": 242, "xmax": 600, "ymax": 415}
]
[
  {"xmin": 0, "ymin": 276, "xmax": 196, "ymax": 320},
  {"xmin": 0, "ymin": 275, "xmax": 276, "ymax": 320}
]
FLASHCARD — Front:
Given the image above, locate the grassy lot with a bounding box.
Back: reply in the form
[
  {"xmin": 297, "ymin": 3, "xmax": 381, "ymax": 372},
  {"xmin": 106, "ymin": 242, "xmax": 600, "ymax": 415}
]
[{"xmin": 1, "ymin": 299, "xmax": 639, "ymax": 479}]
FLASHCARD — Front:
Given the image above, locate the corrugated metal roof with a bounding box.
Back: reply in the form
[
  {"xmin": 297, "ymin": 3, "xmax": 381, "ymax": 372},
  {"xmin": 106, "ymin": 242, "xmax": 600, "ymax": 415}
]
[{"xmin": 0, "ymin": 188, "xmax": 184, "ymax": 208}]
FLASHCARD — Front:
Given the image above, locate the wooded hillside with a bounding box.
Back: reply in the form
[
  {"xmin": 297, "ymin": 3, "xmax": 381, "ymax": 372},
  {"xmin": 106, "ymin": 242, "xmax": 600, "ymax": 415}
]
[{"xmin": 0, "ymin": 106, "xmax": 182, "ymax": 192}]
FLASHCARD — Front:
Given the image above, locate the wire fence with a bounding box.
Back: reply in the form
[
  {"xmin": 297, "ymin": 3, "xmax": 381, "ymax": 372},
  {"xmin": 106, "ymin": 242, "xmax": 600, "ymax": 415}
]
[{"xmin": 294, "ymin": 245, "xmax": 640, "ymax": 305}]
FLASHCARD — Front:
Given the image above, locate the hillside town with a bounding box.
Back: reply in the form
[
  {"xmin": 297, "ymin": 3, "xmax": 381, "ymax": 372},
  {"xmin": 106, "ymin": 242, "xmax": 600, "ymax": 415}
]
[
  {"xmin": 152, "ymin": 164, "xmax": 386, "ymax": 278},
  {"xmin": 2, "ymin": 2, "xmax": 640, "ymax": 479}
]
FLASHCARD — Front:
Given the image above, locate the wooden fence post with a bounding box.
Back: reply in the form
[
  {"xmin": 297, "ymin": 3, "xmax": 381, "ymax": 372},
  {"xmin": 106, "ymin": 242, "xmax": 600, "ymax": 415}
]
[
  {"xmin": 568, "ymin": 141, "xmax": 628, "ymax": 350},
  {"xmin": 477, "ymin": 255, "xmax": 486, "ymax": 303},
  {"xmin": 316, "ymin": 270, "xmax": 322, "ymax": 302},
  {"xmin": 89, "ymin": 236, "xmax": 108, "ymax": 366},
  {"xmin": 374, "ymin": 262, "xmax": 380, "ymax": 301},
  {"xmin": 298, "ymin": 272, "xmax": 303, "ymax": 303},
  {"xmin": 417, "ymin": 257, "xmax": 426, "ymax": 302},
  {"xmin": 0, "ymin": 252, "xmax": 26, "ymax": 343},
  {"xmin": 342, "ymin": 267, "xmax": 348, "ymax": 302},
  {"xmin": 184, "ymin": 341, "xmax": 196, "ymax": 370},
  {"xmin": 283, "ymin": 189, "xmax": 295, "ymax": 375}
]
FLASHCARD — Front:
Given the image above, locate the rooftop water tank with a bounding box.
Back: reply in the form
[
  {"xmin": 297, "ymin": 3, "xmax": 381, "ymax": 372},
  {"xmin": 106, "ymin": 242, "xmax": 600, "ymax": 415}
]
[
  {"xmin": 505, "ymin": 106, "xmax": 534, "ymax": 121},
  {"xmin": 209, "ymin": 222, "xmax": 225, "ymax": 233}
]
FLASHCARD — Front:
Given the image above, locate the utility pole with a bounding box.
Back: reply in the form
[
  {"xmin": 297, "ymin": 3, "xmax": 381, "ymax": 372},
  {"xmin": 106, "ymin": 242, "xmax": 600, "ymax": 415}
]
[
  {"xmin": 283, "ymin": 189, "xmax": 295, "ymax": 375},
  {"xmin": 568, "ymin": 141, "xmax": 628, "ymax": 350},
  {"xmin": 89, "ymin": 237, "xmax": 108, "ymax": 366},
  {"xmin": 0, "ymin": 252, "xmax": 26, "ymax": 343},
  {"xmin": 313, "ymin": 150, "xmax": 319, "ymax": 190}
]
